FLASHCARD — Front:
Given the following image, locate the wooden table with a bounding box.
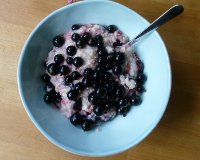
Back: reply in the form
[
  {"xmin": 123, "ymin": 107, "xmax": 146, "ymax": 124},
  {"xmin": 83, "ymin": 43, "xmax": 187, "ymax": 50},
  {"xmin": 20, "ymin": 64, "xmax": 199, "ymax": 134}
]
[{"xmin": 0, "ymin": 0, "xmax": 200, "ymax": 159}]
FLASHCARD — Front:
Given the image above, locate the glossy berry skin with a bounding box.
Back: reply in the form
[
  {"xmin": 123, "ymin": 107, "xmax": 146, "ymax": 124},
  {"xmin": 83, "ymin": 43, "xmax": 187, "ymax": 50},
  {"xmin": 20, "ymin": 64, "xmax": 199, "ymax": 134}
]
[
  {"xmin": 70, "ymin": 112, "xmax": 82, "ymax": 125},
  {"xmin": 115, "ymin": 86, "xmax": 125, "ymax": 97},
  {"xmin": 97, "ymin": 48, "xmax": 107, "ymax": 57},
  {"xmin": 137, "ymin": 85, "xmax": 146, "ymax": 93},
  {"xmin": 66, "ymin": 46, "xmax": 77, "ymax": 56},
  {"xmin": 95, "ymin": 87, "xmax": 107, "ymax": 98},
  {"xmin": 73, "ymin": 98, "xmax": 82, "ymax": 110},
  {"xmin": 41, "ymin": 74, "xmax": 50, "ymax": 83},
  {"xmin": 112, "ymin": 65, "xmax": 123, "ymax": 75},
  {"xmin": 64, "ymin": 75, "xmax": 73, "ymax": 85},
  {"xmin": 81, "ymin": 119, "xmax": 91, "ymax": 131},
  {"xmin": 66, "ymin": 57, "xmax": 73, "ymax": 65},
  {"xmin": 43, "ymin": 93, "xmax": 53, "ymax": 104},
  {"xmin": 97, "ymin": 56, "xmax": 106, "ymax": 65},
  {"xmin": 73, "ymin": 57, "xmax": 83, "ymax": 67},
  {"xmin": 118, "ymin": 98, "xmax": 128, "ymax": 107},
  {"xmin": 54, "ymin": 54, "xmax": 64, "ymax": 64},
  {"xmin": 88, "ymin": 92, "xmax": 99, "ymax": 104},
  {"xmin": 83, "ymin": 68, "xmax": 93, "ymax": 78},
  {"xmin": 53, "ymin": 36, "xmax": 65, "ymax": 47},
  {"xmin": 93, "ymin": 105, "xmax": 104, "ymax": 116},
  {"xmin": 71, "ymin": 71, "xmax": 82, "ymax": 80},
  {"xmin": 93, "ymin": 71, "xmax": 101, "ymax": 81},
  {"xmin": 104, "ymin": 82, "xmax": 113, "ymax": 92},
  {"xmin": 82, "ymin": 32, "xmax": 91, "ymax": 41},
  {"xmin": 95, "ymin": 35, "xmax": 103, "ymax": 42},
  {"xmin": 114, "ymin": 52, "xmax": 125, "ymax": 64},
  {"xmin": 137, "ymin": 73, "xmax": 147, "ymax": 84},
  {"xmin": 47, "ymin": 63, "xmax": 59, "ymax": 75},
  {"xmin": 67, "ymin": 90, "xmax": 77, "ymax": 100},
  {"xmin": 88, "ymin": 38, "xmax": 97, "ymax": 47},
  {"xmin": 76, "ymin": 38, "xmax": 86, "ymax": 48},
  {"xmin": 118, "ymin": 105, "xmax": 130, "ymax": 117},
  {"xmin": 55, "ymin": 92, "xmax": 62, "ymax": 103},
  {"xmin": 82, "ymin": 78, "xmax": 92, "ymax": 87},
  {"xmin": 106, "ymin": 25, "xmax": 118, "ymax": 33},
  {"xmin": 44, "ymin": 83, "xmax": 55, "ymax": 93},
  {"xmin": 71, "ymin": 24, "xmax": 81, "ymax": 30},
  {"xmin": 129, "ymin": 95, "xmax": 142, "ymax": 105},
  {"xmin": 71, "ymin": 33, "xmax": 80, "ymax": 42},
  {"xmin": 74, "ymin": 82, "xmax": 84, "ymax": 92},
  {"xmin": 59, "ymin": 65, "xmax": 70, "ymax": 75}
]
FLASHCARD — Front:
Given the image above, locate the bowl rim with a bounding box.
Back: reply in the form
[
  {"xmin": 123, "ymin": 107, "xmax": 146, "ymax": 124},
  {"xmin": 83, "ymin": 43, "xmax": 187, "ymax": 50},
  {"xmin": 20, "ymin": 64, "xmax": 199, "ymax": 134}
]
[{"xmin": 17, "ymin": 0, "xmax": 172, "ymax": 157}]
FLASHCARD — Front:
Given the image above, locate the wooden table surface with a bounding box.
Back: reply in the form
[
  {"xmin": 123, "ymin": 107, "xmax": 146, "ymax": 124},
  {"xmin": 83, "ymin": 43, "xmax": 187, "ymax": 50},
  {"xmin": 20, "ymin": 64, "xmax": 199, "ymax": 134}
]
[{"xmin": 0, "ymin": 0, "xmax": 200, "ymax": 159}]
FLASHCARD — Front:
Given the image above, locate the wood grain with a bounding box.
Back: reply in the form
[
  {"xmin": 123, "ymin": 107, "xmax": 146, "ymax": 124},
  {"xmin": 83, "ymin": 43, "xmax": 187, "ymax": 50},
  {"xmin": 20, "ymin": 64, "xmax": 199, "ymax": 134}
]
[{"xmin": 0, "ymin": 0, "xmax": 200, "ymax": 159}]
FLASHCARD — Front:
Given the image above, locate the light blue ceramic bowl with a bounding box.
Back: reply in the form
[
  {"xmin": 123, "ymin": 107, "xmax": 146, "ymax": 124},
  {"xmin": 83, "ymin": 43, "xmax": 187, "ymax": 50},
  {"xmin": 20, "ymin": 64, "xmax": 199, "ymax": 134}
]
[{"xmin": 17, "ymin": 0, "xmax": 171, "ymax": 157}]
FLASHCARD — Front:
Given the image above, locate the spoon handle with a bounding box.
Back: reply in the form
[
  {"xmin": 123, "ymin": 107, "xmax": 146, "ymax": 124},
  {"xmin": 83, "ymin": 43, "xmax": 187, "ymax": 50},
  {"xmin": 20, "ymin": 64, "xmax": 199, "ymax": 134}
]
[{"xmin": 132, "ymin": 4, "xmax": 184, "ymax": 44}]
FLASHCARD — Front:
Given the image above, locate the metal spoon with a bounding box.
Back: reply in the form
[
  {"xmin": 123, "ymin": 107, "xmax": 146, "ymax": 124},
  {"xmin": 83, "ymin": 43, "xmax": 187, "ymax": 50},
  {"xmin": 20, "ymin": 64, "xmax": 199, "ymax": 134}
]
[{"xmin": 122, "ymin": 4, "xmax": 184, "ymax": 47}]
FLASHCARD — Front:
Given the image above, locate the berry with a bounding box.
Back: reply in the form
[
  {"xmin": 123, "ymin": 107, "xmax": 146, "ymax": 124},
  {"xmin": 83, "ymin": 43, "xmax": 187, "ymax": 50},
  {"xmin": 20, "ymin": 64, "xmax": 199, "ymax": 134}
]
[
  {"xmin": 102, "ymin": 72, "xmax": 113, "ymax": 81},
  {"xmin": 71, "ymin": 71, "xmax": 81, "ymax": 80},
  {"xmin": 88, "ymin": 38, "xmax": 97, "ymax": 47},
  {"xmin": 73, "ymin": 57, "xmax": 83, "ymax": 67},
  {"xmin": 59, "ymin": 65, "xmax": 70, "ymax": 75},
  {"xmin": 115, "ymin": 86, "xmax": 125, "ymax": 97},
  {"xmin": 55, "ymin": 92, "xmax": 62, "ymax": 103},
  {"xmin": 137, "ymin": 73, "xmax": 147, "ymax": 84},
  {"xmin": 118, "ymin": 98, "xmax": 128, "ymax": 107},
  {"xmin": 95, "ymin": 65, "xmax": 104, "ymax": 72},
  {"xmin": 71, "ymin": 33, "xmax": 80, "ymax": 42},
  {"xmin": 93, "ymin": 71, "xmax": 101, "ymax": 81},
  {"xmin": 114, "ymin": 52, "xmax": 125, "ymax": 64},
  {"xmin": 104, "ymin": 82, "xmax": 113, "ymax": 92},
  {"xmin": 66, "ymin": 57, "xmax": 73, "ymax": 65},
  {"xmin": 97, "ymin": 48, "xmax": 107, "ymax": 57},
  {"xmin": 67, "ymin": 90, "xmax": 77, "ymax": 100},
  {"xmin": 107, "ymin": 25, "xmax": 117, "ymax": 33},
  {"xmin": 83, "ymin": 68, "xmax": 93, "ymax": 78},
  {"xmin": 81, "ymin": 119, "xmax": 91, "ymax": 131},
  {"xmin": 82, "ymin": 78, "xmax": 92, "ymax": 87},
  {"xmin": 70, "ymin": 112, "xmax": 82, "ymax": 125},
  {"xmin": 105, "ymin": 101, "xmax": 114, "ymax": 110},
  {"xmin": 74, "ymin": 82, "xmax": 84, "ymax": 92},
  {"xmin": 53, "ymin": 36, "xmax": 65, "ymax": 47},
  {"xmin": 95, "ymin": 87, "xmax": 107, "ymax": 98},
  {"xmin": 47, "ymin": 63, "xmax": 59, "ymax": 75},
  {"xmin": 93, "ymin": 105, "xmax": 104, "ymax": 116},
  {"xmin": 96, "ymin": 41, "xmax": 104, "ymax": 49},
  {"xmin": 66, "ymin": 46, "xmax": 77, "ymax": 56},
  {"xmin": 82, "ymin": 32, "xmax": 91, "ymax": 41},
  {"xmin": 97, "ymin": 56, "xmax": 106, "ymax": 65},
  {"xmin": 118, "ymin": 105, "xmax": 130, "ymax": 117},
  {"xmin": 44, "ymin": 83, "xmax": 55, "ymax": 93},
  {"xmin": 71, "ymin": 24, "xmax": 81, "ymax": 30},
  {"xmin": 95, "ymin": 35, "xmax": 103, "ymax": 42},
  {"xmin": 64, "ymin": 75, "xmax": 73, "ymax": 85},
  {"xmin": 137, "ymin": 85, "xmax": 146, "ymax": 93},
  {"xmin": 54, "ymin": 54, "xmax": 64, "ymax": 64},
  {"xmin": 112, "ymin": 65, "xmax": 123, "ymax": 75},
  {"xmin": 76, "ymin": 38, "xmax": 86, "ymax": 48},
  {"xmin": 88, "ymin": 92, "xmax": 99, "ymax": 104},
  {"xmin": 41, "ymin": 74, "xmax": 50, "ymax": 83},
  {"xmin": 73, "ymin": 98, "xmax": 82, "ymax": 110},
  {"xmin": 43, "ymin": 93, "xmax": 53, "ymax": 103}
]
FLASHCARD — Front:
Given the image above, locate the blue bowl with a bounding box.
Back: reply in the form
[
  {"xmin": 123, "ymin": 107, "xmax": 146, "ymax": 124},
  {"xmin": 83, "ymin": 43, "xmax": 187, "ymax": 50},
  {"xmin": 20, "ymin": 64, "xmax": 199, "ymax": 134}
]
[{"xmin": 18, "ymin": 0, "xmax": 171, "ymax": 157}]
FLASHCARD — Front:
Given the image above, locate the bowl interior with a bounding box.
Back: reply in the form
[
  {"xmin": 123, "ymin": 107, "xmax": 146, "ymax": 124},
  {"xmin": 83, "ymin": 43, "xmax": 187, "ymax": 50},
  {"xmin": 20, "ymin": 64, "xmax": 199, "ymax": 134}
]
[{"xmin": 18, "ymin": 0, "xmax": 171, "ymax": 157}]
